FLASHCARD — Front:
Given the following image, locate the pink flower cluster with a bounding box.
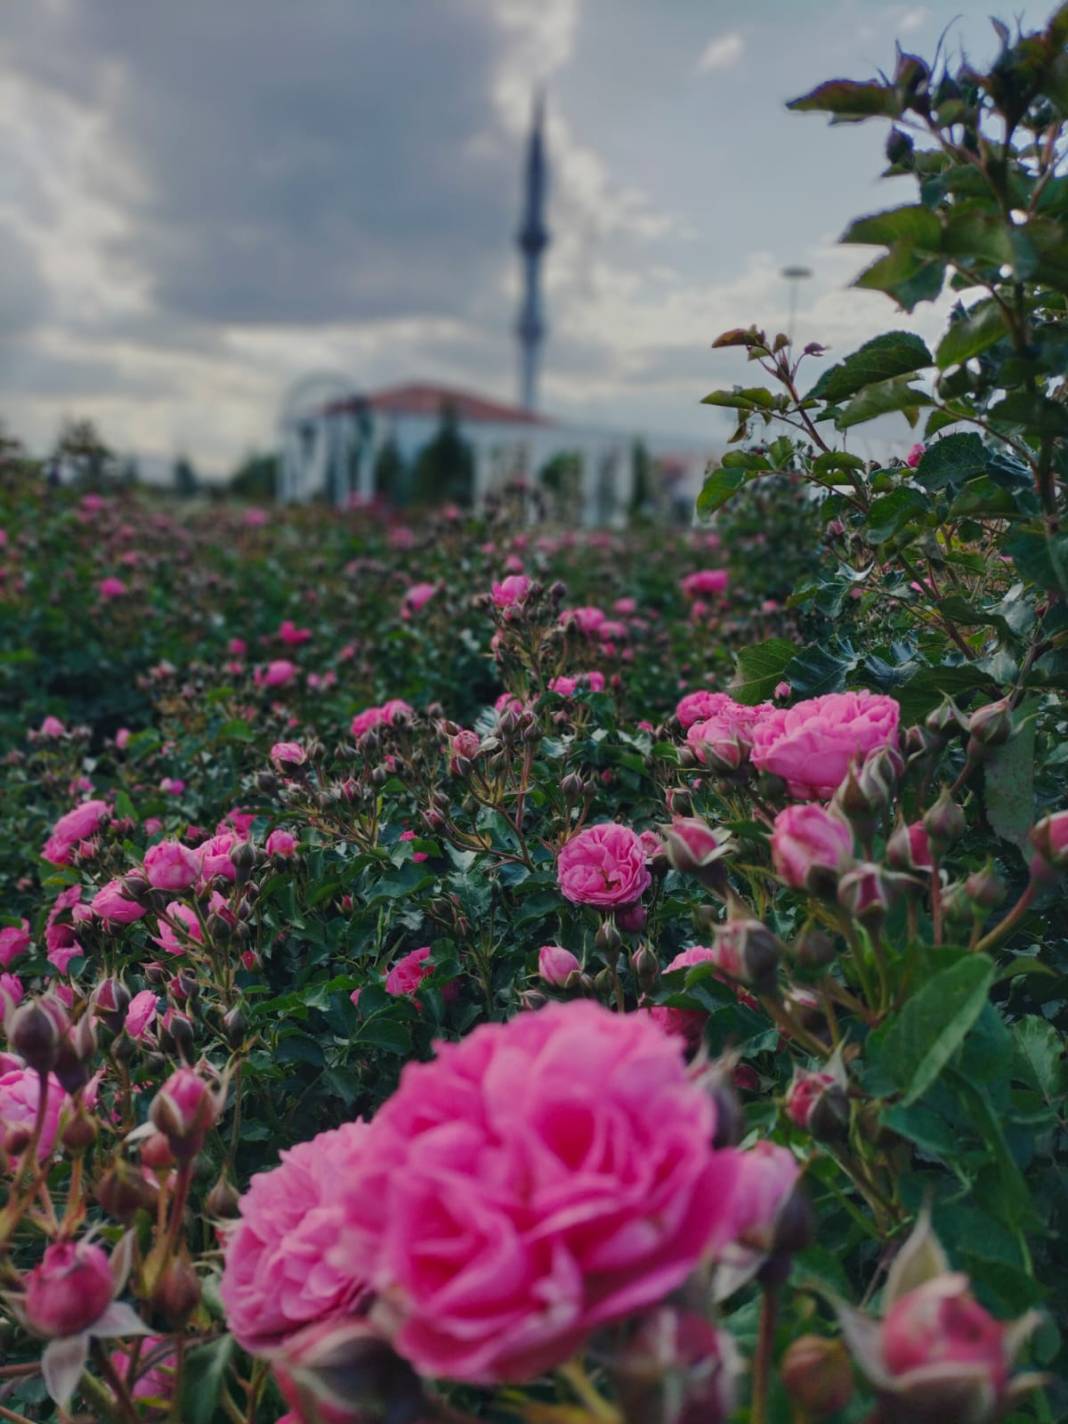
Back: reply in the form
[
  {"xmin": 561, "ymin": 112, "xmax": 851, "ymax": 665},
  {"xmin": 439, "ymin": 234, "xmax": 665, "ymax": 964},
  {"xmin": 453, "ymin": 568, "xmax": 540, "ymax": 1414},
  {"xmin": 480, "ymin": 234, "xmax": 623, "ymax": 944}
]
[
  {"xmin": 41, "ymin": 799, "xmax": 109, "ymax": 866},
  {"xmin": 350, "ymin": 699, "xmax": 414, "ymax": 740}
]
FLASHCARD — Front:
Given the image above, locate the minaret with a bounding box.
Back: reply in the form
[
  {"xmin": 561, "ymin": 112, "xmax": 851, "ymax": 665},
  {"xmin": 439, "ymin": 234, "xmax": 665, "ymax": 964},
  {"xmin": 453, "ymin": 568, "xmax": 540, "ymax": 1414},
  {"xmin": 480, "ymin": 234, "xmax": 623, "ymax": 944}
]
[{"xmin": 516, "ymin": 91, "xmax": 550, "ymax": 412}]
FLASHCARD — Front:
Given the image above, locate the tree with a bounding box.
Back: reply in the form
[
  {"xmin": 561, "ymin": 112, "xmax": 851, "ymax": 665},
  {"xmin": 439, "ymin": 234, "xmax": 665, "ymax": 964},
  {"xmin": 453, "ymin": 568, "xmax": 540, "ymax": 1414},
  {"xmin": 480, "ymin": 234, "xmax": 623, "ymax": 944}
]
[
  {"xmin": 229, "ymin": 452, "xmax": 279, "ymax": 502},
  {"xmin": 629, "ymin": 439, "xmax": 652, "ymax": 518},
  {"xmin": 55, "ymin": 418, "xmax": 113, "ymax": 488},
  {"xmin": 173, "ymin": 457, "xmax": 198, "ymax": 498},
  {"xmin": 373, "ymin": 437, "xmax": 407, "ymax": 504},
  {"xmin": 412, "ymin": 404, "xmax": 474, "ymax": 507}
]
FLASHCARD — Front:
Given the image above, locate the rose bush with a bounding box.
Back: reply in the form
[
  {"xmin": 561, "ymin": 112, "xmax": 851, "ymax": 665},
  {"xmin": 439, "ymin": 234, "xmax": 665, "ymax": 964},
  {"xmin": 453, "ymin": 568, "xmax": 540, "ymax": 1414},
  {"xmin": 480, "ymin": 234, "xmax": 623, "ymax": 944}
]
[{"xmin": 0, "ymin": 9, "xmax": 1065, "ymax": 1422}]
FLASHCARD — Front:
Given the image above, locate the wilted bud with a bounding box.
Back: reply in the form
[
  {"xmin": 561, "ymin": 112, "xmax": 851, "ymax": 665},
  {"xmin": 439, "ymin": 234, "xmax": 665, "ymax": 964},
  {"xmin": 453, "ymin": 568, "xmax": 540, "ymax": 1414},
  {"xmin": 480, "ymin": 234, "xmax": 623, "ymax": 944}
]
[
  {"xmin": 837, "ymin": 862, "xmax": 909, "ymax": 926},
  {"xmin": 272, "ymin": 1317, "xmax": 426, "ymax": 1424},
  {"xmin": 96, "ymin": 1160, "xmax": 158, "ymax": 1223},
  {"xmin": 149, "ymin": 1066, "xmax": 223, "ymax": 1160},
  {"xmin": 923, "ymin": 787, "xmax": 966, "ymax": 848},
  {"xmin": 782, "ymin": 1335, "xmax": 854, "ymax": 1417},
  {"xmin": 786, "ymin": 1070, "xmax": 849, "ymax": 1142},
  {"xmin": 10, "ymin": 997, "xmax": 69, "ymax": 1074},
  {"xmin": 661, "ymin": 817, "xmax": 734, "ymax": 891},
  {"xmin": 613, "ymin": 1308, "xmax": 740, "ymax": 1424},
  {"xmin": 967, "ymin": 698, "xmax": 1013, "ymax": 750},
  {"xmin": 712, "ymin": 916, "xmax": 781, "ymax": 996}
]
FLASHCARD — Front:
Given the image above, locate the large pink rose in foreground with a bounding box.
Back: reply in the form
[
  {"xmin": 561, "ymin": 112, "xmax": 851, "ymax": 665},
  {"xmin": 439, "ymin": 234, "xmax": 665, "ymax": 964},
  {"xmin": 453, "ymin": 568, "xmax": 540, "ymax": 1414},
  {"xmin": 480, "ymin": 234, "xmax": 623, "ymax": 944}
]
[
  {"xmin": 557, "ymin": 822, "xmax": 651, "ymax": 908},
  {"xmin": 330, "ymin": 1001, "xmax": 740, "ymax": 1383},
  {"xmin": 751, "ymin": 691, "xmax": 900, "ymax": 800},
  {"xmin": 219, "ymin": 1121, "xmax": 371, "ymax": 1353}
]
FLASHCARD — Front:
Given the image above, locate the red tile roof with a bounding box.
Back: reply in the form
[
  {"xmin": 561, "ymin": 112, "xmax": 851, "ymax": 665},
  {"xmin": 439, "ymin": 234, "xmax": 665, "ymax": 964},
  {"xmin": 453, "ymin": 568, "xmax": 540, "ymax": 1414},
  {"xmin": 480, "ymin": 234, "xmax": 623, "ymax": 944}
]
[{"xmin": 326, "ymin": 383, "xmax": 554, "ymax": 427}]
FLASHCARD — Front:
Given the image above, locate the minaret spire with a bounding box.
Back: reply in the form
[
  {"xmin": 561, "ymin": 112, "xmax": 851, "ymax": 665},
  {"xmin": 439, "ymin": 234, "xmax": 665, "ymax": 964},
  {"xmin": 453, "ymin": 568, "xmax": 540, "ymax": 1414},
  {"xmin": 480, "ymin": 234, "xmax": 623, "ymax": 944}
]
[{"xmin": 516, "ymin": 89, "xmax": 550, "ymax": 412}]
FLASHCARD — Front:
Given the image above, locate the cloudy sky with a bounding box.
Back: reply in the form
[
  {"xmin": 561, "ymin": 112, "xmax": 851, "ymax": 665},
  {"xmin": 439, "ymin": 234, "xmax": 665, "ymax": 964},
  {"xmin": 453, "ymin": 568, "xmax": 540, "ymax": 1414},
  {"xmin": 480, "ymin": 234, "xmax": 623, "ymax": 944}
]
[{"xmin": 0, "ymin": 0, "xmax": 1053, "ymax": 474}]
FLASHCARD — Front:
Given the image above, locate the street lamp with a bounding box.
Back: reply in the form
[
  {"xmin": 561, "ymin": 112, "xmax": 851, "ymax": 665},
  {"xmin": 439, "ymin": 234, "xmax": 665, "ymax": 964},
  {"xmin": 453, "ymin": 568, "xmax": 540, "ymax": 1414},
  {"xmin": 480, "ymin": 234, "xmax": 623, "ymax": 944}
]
[{"xmin": 782, "ymin": 264, "xmax": 813, "ymax": 345}]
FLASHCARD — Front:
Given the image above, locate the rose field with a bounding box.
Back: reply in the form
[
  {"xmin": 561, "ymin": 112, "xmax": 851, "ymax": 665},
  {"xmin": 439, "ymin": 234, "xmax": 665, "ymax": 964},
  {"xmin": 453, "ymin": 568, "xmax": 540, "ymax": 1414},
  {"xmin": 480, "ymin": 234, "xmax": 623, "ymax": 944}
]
[{"xmin": 3, "ymin": 12, "xmax": 1068, "ymax": 1424}]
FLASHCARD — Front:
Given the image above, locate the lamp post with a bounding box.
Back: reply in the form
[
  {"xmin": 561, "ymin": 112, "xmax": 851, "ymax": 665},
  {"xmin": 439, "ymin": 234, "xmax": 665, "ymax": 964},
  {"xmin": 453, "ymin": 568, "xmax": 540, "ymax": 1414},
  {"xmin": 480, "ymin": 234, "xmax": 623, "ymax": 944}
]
[{"xmin": 782, "ymin": 264, "xmax": 813, "ymax": 345}]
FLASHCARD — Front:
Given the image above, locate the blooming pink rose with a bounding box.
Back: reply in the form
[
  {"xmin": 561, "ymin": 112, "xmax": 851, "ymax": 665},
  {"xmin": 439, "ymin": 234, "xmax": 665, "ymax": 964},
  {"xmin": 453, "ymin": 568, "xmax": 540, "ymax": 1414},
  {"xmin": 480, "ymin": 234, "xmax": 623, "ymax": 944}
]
[
  {"xmin": 550, "ymin": 670, "xmax": 606, "ymax": 696},
  {"xmin": 538, "ymin": 945, "xmax": 581, "ymax": 986},
  {"xmin": 159, "ymin": 777, "xmax": 185, "ymax": 796},
  {"xmin": 114, "ymin": 727, "xmax": 131, "ymax": 750},
  {"xmin": 152, "ymin": 903, "xmax": 203, "ymax": 956},
  {"xmin": 751, "ymin": 691, "xmax": 901, "ymax": 801},
  {"xmin": 350, "ymin": 699, "xmax": 413, "ymax": 740},
  {"xmin": 278, "ymin": 619, "xmax": 312, "ymax": 645},
  {"xmin": 219, "ymin": 1121, "xmax": 371, "ymax": 1353},
  {"xmin": 197, "ymin": 831, "xmax": 240, "ymax": 883},
  {"xmin": 905, "ymin": 442, "xmax": 925, "ymax": 468},
  {"xmin": 648, "ymin": 945, "xmax": 718, "ymax": 1047},
  {"xmin": 228, "ymin": 637, "xmax": 247, "ymax": 656},
  {"xmin": 91, "ymin": 880, "xmax": 148, "ymax": 925},
  {"xmin": 0, "ymin": 920, "xmax": 31, "ymax": 968},
  {"xmin": 613, "ymin": 596, "xmax": 637, "ymax": 615},
  {"xmin": 557, "ymin": 822, "xmax": 652, "ymax": 908},
  {"xmin": 385, "ymin": 946, "xmax": 433, "ymax": 998},
  {"xmin": 143, "ymin": 840, "xmax": 200, "ymax": 891},
  {"xmin": 254, "ymin": 660, "xmax": 299, "ymax": 689},
  {"xmin": 494, "ymin": 692, "xmax": 525, "ymax": 718},
  {"xmin": 38, "ymin": 715, "xmax": 67, "ymax": 738},
  {"xmin": 771, "ymin": 805, "xmax": 854, "ymax": 890},
  {"xmin": 271, "ymin": 741, "xmax": 307, "ymax": 769},
  {"xmin": 492, "ymin": 574, "xmax": 532, "ymax": 607},
  {"xmin": 266, "ymin": 828, "xmax": 298, "ymax": 858},
  {"xmin": 0, "ymin": 1069, "xmax": 66, "ymax": 1160},
  {"xmin": 98, "ymin": 576, "xmax": 128, "ymax": 599},
  {"xmin": 24, "ymin": 1240, "xmax": 114, "ymax": 1337},
  {"xmin": 331, "ymin": 1000, "xmax": 741, "ymax": 1383},
  {"xmin": 402, "ymin": 582, "xmax": 438, "ymax": 616},
  {"xmin": 243, "ymin": 507, "xmax": 269, "ymax": 527},
  {"xmin": 124, "ymin": 989, "xmax": 158, "ymax": 1040},
  {"xmin": 42, "ymin": 799, "xmax": 109, "ymax": 865},
  {"xmin": 675, "ymin": 691, "xmax": 769, "ymax": 734},
  {"xmin": 680, "ymin": 569, "xmax": 728, "ymax": 598},
  {"xmin": 561, "ymin": 605, "xmax": 606, "ymax": 634},
  {"xmin": 724, "ymin": 1140, "xmax": 802, "ymax": 1255}
]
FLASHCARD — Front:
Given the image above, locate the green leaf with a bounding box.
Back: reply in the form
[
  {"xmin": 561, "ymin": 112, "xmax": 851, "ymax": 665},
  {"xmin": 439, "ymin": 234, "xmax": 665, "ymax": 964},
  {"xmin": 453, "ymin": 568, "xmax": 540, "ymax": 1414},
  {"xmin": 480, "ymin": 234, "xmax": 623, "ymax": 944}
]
[
  {"xmin": 866, "ymin": 487, "xmax": 929, "ymax": 544},
  {"xmin": 854, "ymin": 247, "xmax": 946, "ymax": 312},
  {"xmin": 936, "ymin": 299, "xmax": 1008, "ymax": 369},
  {"xmin": 836, "ymin": 376, "xmax": 932, "ymax": 430},
  {"xmin": 696, "ymin": 466, "xmax": 746, "ymax": 518},
  {"xmin": 700, "ymin": 386, "xmax": 776, "ymax": 410},
  {"xmin": 915, "ymin": 432, "xmax": 986, "ymax": 490},
  {"xmin": 806, "ymin": 331, "xmax": 933, "ymax": 403},
  {"xmin": 787, "ymin": 78, "xmax": 900, "ymax": 121},
  {"xmin": 841, "ymin": 204, "xmax": 940, "ymax": 249},
  {"xmin": 179, "ymin": 1336, "xmax": 235, "ymax": 1424},
  {"xmin": 729, "ymin": 637, "xmax": 797, "ymax": 705},
  {"xmin": 216, "ymin": 718, "xmax": 254, "ymax": 743},
  {"xmin": 985, "ymin": 721, "xmax": 1035, "ymax": 849},
  {"xmin": 811, "ymin": 450, "xmax": 865, "ymax": 477},
  {"xmin": 1004, "ymin": 530, "xmax": 1068, "ymax": 595},
  {"xmin": 784, "ymin": 642, "xmax": 858, "ymax": 697},
  {"xmin": 988, "ymin": 392, "xmax": 1068, "ymax": 437},
  {"xmin": 879, "ymin": 954, "xmax": 995, "ymax": 1106},
  {"xmin": 1013, "ymin": 1017, "xmax": 1066, "ymax": 1107}
]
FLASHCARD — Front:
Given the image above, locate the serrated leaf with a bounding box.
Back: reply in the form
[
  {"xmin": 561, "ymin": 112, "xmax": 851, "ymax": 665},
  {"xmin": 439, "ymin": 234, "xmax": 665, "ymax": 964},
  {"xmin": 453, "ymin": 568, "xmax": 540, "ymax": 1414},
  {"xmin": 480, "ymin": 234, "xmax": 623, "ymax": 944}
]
[
  {"xmin": 915, "ymin": 432, "xmax": 987, "ymax": 490},
  {"xmin": 936, "ymin": 299, "xmax": 1008, "ymax": 368},
  {"xmin": 700, "ymin": 386, "xmax": 777, "ymax": 410},
  {"xmin": 837, "ymin": 376, "xmax": 932, "ymax": 429},
  {"xmin": 879, "ymin": 954, "xmax": 995, "ymax": 1106},
  {"xmin": 806, "ymin": 331, "xmax": 933, "ymax": 403},
  {"xmin": 1013, "ymin": 1017, "xmax": 1066, "ymax": 1107},
  {"xmin": 729, "ymin": 637, "xmax": 797, "ymax": 705},
  {"xmin": 867, "ymin": 487, "xmax": 929, "ymax": 544},
  {"xmin": 842, "ymin": 204, "xmax": 940, "ymax": 249},
  {"xmin": 787, "ymin": 78, "xmax": 900, "ymax": 120},
  {"xmin": 985, "ymin": 721, "xmax": 1035, "ymax": 849},
  {"xmin": 696, "ymin": 466, "xmax": 746, "ymax": 518}
]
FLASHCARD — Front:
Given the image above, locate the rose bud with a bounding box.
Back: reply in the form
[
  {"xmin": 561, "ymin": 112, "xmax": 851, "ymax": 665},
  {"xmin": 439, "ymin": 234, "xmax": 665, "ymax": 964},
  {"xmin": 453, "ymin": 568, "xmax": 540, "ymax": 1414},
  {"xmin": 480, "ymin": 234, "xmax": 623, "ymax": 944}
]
[
  {"xmin": 712, "ymin": 916, "xmax": 782, "ymax": 997},
  {"xmin": 10, "ymin": 997, "xmax": 69, "ymax": 1074},
  {"xmin": 887, "ymin": 819, "xmax": 933, "ymax": 874},
  {"xmin": 781, "ymin": 1335, "xmax": 854, "ymax": 1417},
  {"xmin": 837, "ymin": 862, "xmax": 911, "ymax": 927},
  {"xmin": 661, "ymin": 816, "xmax": 735, "ymax": 890},
  {"xmin": 905, "ymin": 724, "xmax": 941, "ymax": 762},
  {"xmin": 23, "ymin": 1240, "xmax": 114, "ymax": 1337},
  {"xmin": 518, "ymin": 988, "xmax": 548, "ymax": 1012},
  {"xmin": 92, "ymin": 978, "xmax": 131, "ymax": 1034},
  {"xmin": 771, "ymin": 804, "xmax": 854, "ymax": 897},
  {"xmin": 786, "ymin": 1070, "xmax": 849, "ymax": 1142},
  {"xmin": 54, "ymin": 1014, "xmax": 98, "ymax": 1095},
  {"xmin": 595, "ymin": 919, "xmax": 623, "ymax": 958},
  {"xmin": 149, "ymin": 1066, "xmax": 223, "ymax": 1160},
  {"xmin": 941, "ymin": 880, "xmax": 975, "ymax": 926},
  {"xmin": 537, "ymin": 945, "xmax": 581, "ymax": 987},
  {"xmin": 151, "ymin": 1250, "xmax": 201, "ymax": 1325},
  {"xmin": 923, "ymin": 787, "xmax": 966, "ymax": 849},
  {"xmin": 616, "ymin": 902, "xmax": 647, "ymax": 935},
  {"xmin": 925, "ymin": 697, "xmax": 965, "ymax": 742},
  {"xmin": 967, "ymin": 698, "xmax": 1013, "ymax": 750},
  {"xmin": 140, "ymin": 1132, "xmax": 175, "ymax": 1173},
  {"xmin": 60, "ymin": 1105, "xmax": 98, "ymax": 1154},
  {"xmin": 1027, "ymin": 809, "xmax": 1068, "ymax": 878},
  {"xmin": 613, "ymin": 1308, "xmax": 740, "ymax": 1424},
  {"xmin": 273, "ymin": 1317, "xmax": 426, "ymax": 1424},
  {"xmin": 96, "ymin": 1161, "xmax": 158, "ymax": 1223},
  {"xmin": 716, "ymin": 1141, "xmax": 810, "ymax": 1295},
  {"xmin": 205, "ymin": 1173, "xmax": 241, "ymax": 1219},
  {"xmin": 858, "ymin": 743, "xmax": 903, "ymax": 807},
  {"xmin": 703, "ymin": 1062, "xmax": 744, "ymax": 1149},
  {"xmin": 793, "ymin": 926, "xmax": 837, "ymax": 968},
  {"xmin": 630, "ymin": 944, "xmax": 659, "ymax": 995},
  {"xmin": 965, "ymin": 862, "xmax": 1007, "ymax": 909}
]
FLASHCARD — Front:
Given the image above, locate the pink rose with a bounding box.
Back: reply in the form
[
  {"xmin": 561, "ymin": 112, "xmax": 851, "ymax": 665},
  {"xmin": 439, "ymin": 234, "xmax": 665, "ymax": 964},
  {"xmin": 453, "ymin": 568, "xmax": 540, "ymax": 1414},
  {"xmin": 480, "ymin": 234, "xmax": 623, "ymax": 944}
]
[
  {"xmin": 449, "ymin": 729, "xmax": 481, "ymax": 771},
  {"xmin": 91, "ymin": 880, "xmax": 147, "ymax": 925},
  {"xmin": 38, "ymin": 715, "xmax": 67, "ymax": 738},
  {"xmin": 42, "ymin": 799, "xmax": 109, "ymax": 865},
  {"xmin": 785, "ymin": 1071, "xmax": 839, "ymax": 1130},
  {"xmin": 675, "ymin": 691, "xmax": 769, "ymax": 734},
  {"xmin": 219, "ymin": 1121, "xmax": 371, "ymax": 1353},
  {"xmin": 0, "ymin": 974, "xmax": 23, "ymax": 1016},
  {"xmin": 159, "ymin": 777, "xmax": 185, "ymax": 796},
  {"xmin": 143, "ymin": 840, "xmax": 200, "ymax": 891},
  {"xmin": 24, "ymin": 1239, "xmax": 114, "ymax": 1337},
  {"xmin": 331, "ymin": 1000, "xmax": 741, "ymax": 1383},
  {"xmin": 402, "ymin": 582, "xmax": 438, "ymax": 616},
  {"xmin": 0, "ymin": 920, "xmax": 31, "ymax": 968},
  {"xmin": 385, "ymin": 946, "xmax": 433, "ymax": 998},
  {"xmin": 98, "ymin": 576, "xmax": 128, "ymax": 599},
  {"xmin": 150, "ymin": 1066, "xmax": 221, "ymax": 1158},
  {"xmin": 350, "ymin": 699, "xmax": 413, "ymax": 740},
  {"xmin": 398, "ymin": 829, "xmax": 426, "ymax": 863},
  {"xmin": 197, "ymin": 831, "xmax": 240, "ymax": 884},
  {"xmin": 881, "ymin": 1276, "xmax": 1011, "ymax": 1410},
  {"xmin": 905, "ymin": 442, "xmax": 925, "ymax": 468},
  {"xmin": 114, "ymin": 727, "xmax": 131, "ymax": 750},
  {"xmin": 538, "ymin": 945, "xmax": 581, "ymax": 986},
  {"xmin": 254, "ymin": 660, "xmax": 299, "ymax": 689},
  {"xmin": 722, "ymin": 1140, "xmax": 803, "ymax": 1259},
  {"xmin": 152, "ymin": 903, "xmax": 203, "ymax": 956},
  {"xmin": 560, "ymin": 605, "xmax": 606, "ymax": 634},
  {"xmin": 771, "ymin": 805, "xmax": 854, "ymax": 891},
  {"xmin": 278, "ymin": 619, "xmax": 312, "ymax": 645},
  {"xmin": 613, "ymin": 596, "xmax": 637, "ymax": 615},
  {"xmin": 271, "ymin": 741, "xmax": 307, "ymax": 769},
  {"xmin": 751, "ymin": 691, "xmax": 901, "ymax": 801},
  {"xmin": 0, "ymin": 1069, "xmax": 67, "ymax": 1160},
  {"xmin": 648, "ymin": 945, "xmax": 718, "ymax": 1047},
  {"xmin": 228, "ymin": 637, "xmax": 247, "ymax": 656},
  {"xmin": 686, "ymin": 715, "xmax": 747, "ymax": 771},
  {"xmin": 680, "ymin": 569, "xmax": 728, "ymax": 598},
  {"xmin": 124, "ymin": 990, "xmax": 158, "ymax": 1040},
  {"xmin": 557, "ymin": 822, "xmax": 652, "ymax": 908},
  {"xmin": 491, "ymin": 574, "xmax": 531, "ymax": 607},
  {"xmin": 266, "ymin": 828, "xmax": 298, "ymax": 858}
]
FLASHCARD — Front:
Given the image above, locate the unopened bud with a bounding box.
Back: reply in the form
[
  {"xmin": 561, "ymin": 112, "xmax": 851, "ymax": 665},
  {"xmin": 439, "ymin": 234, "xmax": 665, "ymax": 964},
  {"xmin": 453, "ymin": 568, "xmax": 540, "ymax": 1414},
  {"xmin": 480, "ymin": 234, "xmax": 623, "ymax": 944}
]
[
  {"xmin": 967, "ymin": 698, "xmax": 1013, "ymax": 749},
  {"xmin": 630, "ymin": 944, "xmax": 659, "ymax": 995},
  {"xmin": 149, "ymin": 1066, "xmax": 222, "ymax": 1160},
  {"xmin": 595, "ymin": 919, "xmax": 622, "ymax": 960},
  {"xmin": 793, "ymin": 927, "xmax": 837, "ymax": 968},
  {"xmin": 923, "ymin": 786, "xmax": 966, "ymax": 848},
  {"xmin": 206, "ymin": 1173, "xmax": 242, "ymax": 1219},
  {"xmin": 782, "ymin": 1335, "xmax": 854, "ymax": 1417},
  {"xmin": 96, "ymin": 1161, "xmax": 158, "ymax": 1222},
  {"xmin": 965, "ymin": 862, "xmax": 1007, "ymax": 909},
  {"xmin": 152, "ymin": 1250, "xmax": 201, "ymax": 1325},
  {"xmin": 54, "ymin": 1014, "xmax": 98, "ymax": 1094},
  {"xmin": 140, "ymin": 1131, "xmax": 175, "ymax": 1173},
  {"xmin": 92, "ymin": 978, "xmax": 131, "ymax": 1033},
  {"xmin": 10, "ymin": 998, "xmax": 68, "ymax": 1074},
  {"xmin": 713, "ymin": 916, "xmax": 781, "ymax": 996},
  {"xmin": 221, "ymin": 1006, "xmax": 247, "ymax": 1049},
  {"xmin": 925, "ymin": 697, "xmax": 964, "ymax": 741},
  {"xmin": 60, "ymin": 1106, "xmax": 98, "ymax": 1154},
  {"xmin": 837, "ymin": 862, "xmax": 908, "ymax": 926}
]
